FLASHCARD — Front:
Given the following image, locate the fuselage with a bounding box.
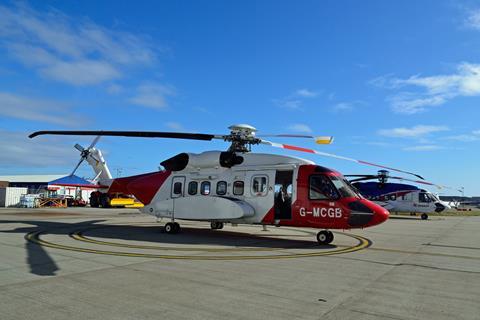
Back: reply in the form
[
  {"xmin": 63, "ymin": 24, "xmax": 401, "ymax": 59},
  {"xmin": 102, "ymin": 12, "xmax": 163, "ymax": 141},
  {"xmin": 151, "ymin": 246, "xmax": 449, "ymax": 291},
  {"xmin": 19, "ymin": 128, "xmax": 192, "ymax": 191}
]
[
  {"xmin": 103, "ymin": 151, "xmax": 389, "ymax": 230},
  {"xmin": 352, "ymin": 182, "xmax": 448, "ymax": 214}
]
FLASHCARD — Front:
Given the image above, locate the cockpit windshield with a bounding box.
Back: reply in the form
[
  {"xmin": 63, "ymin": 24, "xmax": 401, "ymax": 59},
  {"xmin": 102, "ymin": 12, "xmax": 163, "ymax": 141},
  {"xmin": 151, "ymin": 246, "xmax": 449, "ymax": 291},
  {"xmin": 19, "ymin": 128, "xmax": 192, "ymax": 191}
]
[
  {"xmin": 309, "ymin": 174, "xmax": 359, "ymax": 200},
  {"xmin": 419, "ymin": 192, "xmax": 434, "ymax": 203},
  {"xmin": 330, "ymin": 175, "xmax": 361, "ymax": 198}
]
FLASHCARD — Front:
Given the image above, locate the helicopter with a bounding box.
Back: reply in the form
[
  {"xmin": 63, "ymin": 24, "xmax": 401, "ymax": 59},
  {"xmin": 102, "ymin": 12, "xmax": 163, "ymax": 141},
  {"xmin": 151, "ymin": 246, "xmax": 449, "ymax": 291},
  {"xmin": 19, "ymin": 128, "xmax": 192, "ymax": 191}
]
[
  {"xmin": 346, "ymin": 170, "xmax": 450, "ymax": 220},
  {"xmin": 29, "ymin": 124, "xmax": 426, "ymax": 245}
]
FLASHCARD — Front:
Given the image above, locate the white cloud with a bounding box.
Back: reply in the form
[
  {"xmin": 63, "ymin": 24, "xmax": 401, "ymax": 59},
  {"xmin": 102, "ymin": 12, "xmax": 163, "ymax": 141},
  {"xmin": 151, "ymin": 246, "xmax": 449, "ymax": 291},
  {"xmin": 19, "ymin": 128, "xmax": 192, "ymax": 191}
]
[
  {"xmin": 371, "ymin": 63, "xmax": 480, "ymax": 114},
  {"xmin": 0, "ymin": 92, "xmax": 87, "ymax": 126},
  {"xmin": 0, "ymin": 3, "xmax": 156, "ymax": 86},
  {"xmin": 389, "ymin": 94, "xmax": 447, "ymax": 114},
  {"xmin": 445, "ymin": 134, "xmax": 480, "ymax": 142},
  {"xmin": 445, "ymin": 129, "xmax": 480, "ymax": 142},
  {"xmin": 378, "ymin": 125, "xmax": 449, "ymax": 138},
  {"xmin": 295, "ymin": 89, "xmax": 318, "ymax": 98},
  {"xmin": 274, "ymin": 88, "xmax": 319, "ymax": 110},
  {"xmin": 41, "ymin": 60, "xmax": 121, "ymax": 85},
  {"xmin": 465, "ymin": 9, "xmax": 480, "ymax": 30},
  {"xmin": 165, "ymin": 121, "xmax": 184, "ymax": 130},
  {"xmin": 129, "ymin": 83, "xmax": 176, "ymax": 109},
  {"xmin": 403, "ymin": 145, "xmax": 444, "ymax": 152},
  {"xmin": 288, "ymin": 124, "xmax": 313, "ymax": 133},
  {"xmin": 273, "ymin": 98, "xmax": 302, "ymax": 110},
  {"xmin": 106, "ymin": 83, "xmax": 123, "ymax": 95},
  {"xmin": 332, "ymin": 102, "xmax": 354, "ymax": 112},
  {"xmin": 0, "ymin": 129, "xmax": 78, "ymax": 167}
]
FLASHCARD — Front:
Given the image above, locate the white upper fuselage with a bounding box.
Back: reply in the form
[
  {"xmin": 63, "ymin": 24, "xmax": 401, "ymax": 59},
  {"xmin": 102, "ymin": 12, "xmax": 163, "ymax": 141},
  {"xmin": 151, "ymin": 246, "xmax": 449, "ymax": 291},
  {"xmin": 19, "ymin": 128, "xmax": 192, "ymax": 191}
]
[{"xmin": 141, "ymin": 151, "xmax": 314, "ymax": 223}]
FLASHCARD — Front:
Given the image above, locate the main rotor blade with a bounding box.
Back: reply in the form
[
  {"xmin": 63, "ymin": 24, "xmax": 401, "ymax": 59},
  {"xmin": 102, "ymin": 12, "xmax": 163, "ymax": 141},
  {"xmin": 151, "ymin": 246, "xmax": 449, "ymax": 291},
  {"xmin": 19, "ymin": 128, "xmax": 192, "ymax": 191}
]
[
  {"xmin": 260, "ymin": 140, "xmax": 425, "ymax": 180},
  {"xmin": 257, "ymin": 134, "xmax": 334, "ymax": 144},
  {"xmin": 387, "ymin": 176, "xmax": 445, "ymax": 189},
  {"xmin": 344, "ymin": 174, "xmax": 375, "ymax": 178},
  {"xmin": 347, "ymin": 175, "xmax": 379, "ymax": 182},
  {"xmin": 70, "ymin": 158, "xmax": 84, "ymax": 176},
  {"xmin": 88, "ymin": 135, "xmax": 102, "ymax": 149},
  {"xmin": 29, "ymin": 130, "xmax": 218, "ymax": 141}
]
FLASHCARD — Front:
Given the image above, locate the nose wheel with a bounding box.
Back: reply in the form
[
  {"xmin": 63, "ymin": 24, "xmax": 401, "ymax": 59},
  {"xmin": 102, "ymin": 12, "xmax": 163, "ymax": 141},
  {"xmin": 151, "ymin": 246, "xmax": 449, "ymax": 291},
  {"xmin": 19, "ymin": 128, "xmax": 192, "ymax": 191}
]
[
  {"xmin": 317, "ymin": 230, "xmax": 334, "ymax": 245},
  {"xmin": 210, "ymin": 221, "xmax": 224, "ymax": 230},
  {"xmin": 164, "ymin": 222, "xmax": 181, "ymax": 234}
]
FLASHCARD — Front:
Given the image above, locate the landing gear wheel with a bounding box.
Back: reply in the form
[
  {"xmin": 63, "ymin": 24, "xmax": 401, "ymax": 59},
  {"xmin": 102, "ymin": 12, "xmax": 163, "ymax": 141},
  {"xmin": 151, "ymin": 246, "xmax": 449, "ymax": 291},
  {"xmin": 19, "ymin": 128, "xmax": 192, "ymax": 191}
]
[
  {"xmin": 173, "ymin": 222, "xmax": 181, "ymax": 233},
  {"xmin": 317, "ymin": 230, "xmax": 333, "ymax": 245},
  {"xmin": 165, "ymin": 222, "xmax": 179, "ymax": 234},
  {"xmin": 421, "ymin": 213, "xmax": 429, "ymax": 220},
  {"xmin": 326, "ymin": 231, "xmax": 334, "ymax": 243},
  {"xmin": 210, "ymin": 222, "xmax": 224, "ymax": 230}
]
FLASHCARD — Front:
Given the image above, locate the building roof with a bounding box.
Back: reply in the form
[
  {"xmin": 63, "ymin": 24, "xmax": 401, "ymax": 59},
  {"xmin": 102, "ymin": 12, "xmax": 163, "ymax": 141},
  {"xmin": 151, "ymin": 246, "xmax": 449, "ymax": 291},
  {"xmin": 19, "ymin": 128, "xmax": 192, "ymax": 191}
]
[
  {"xmin": 48, "ymin": 175, "xmax": 100, "ymax": 188},
  {"xmin": 0, "ymin": 174, "xmax": 69, "ymax": 183}
]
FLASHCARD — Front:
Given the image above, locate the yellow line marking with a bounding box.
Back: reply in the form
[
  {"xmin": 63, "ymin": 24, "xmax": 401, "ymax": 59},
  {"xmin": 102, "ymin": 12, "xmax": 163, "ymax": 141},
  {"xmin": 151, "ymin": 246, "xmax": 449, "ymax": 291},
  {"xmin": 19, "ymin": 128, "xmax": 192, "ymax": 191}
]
[{"xmin": 25, "ymin": 230, "xmax": 371, "ymax": 260}]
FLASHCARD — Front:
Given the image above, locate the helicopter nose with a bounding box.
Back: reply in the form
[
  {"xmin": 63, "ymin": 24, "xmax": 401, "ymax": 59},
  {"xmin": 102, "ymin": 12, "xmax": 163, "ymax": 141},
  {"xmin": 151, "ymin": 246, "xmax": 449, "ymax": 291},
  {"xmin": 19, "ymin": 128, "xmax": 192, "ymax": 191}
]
[
  {"xmin": 369, "ymin": 202, "xmax": 390, "ymax": 226},
  {"xmin": 435, "ymin": 202, "xmax": 446, "ymax": 213},
  {"xmin": 347, "ymin": 199, "xmax": 389, "ymax": 227}
]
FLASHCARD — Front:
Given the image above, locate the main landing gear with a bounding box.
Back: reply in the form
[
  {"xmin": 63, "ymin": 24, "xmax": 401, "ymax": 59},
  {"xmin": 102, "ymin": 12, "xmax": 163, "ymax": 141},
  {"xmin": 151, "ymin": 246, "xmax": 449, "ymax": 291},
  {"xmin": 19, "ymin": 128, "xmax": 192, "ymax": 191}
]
[
  {"xmin": 316, "ymin": 230, "xmax": 334, "ymax": 245},
  {"xmin": 421, "ymin": 213, "xmax": 429, "ymax": 220},
  {"xmin": 164, "ymin": 222, "xmax": 181, "ymax": 234},
  {"xmin": 210, "ymin": 221, "xmax": 224, "ymax": 230}
]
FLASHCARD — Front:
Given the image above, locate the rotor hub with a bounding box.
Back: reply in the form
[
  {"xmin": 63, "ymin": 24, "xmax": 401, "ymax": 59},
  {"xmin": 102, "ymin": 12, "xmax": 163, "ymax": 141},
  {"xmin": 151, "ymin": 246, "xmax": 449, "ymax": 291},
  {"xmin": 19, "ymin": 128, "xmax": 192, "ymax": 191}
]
[
  {"xmin": 378, "ymin": 170, "xmax": 389, "ymax": 184},
  {"xmin": 225, "ymin": 124, "xmax": 261, "ymax": 152}
]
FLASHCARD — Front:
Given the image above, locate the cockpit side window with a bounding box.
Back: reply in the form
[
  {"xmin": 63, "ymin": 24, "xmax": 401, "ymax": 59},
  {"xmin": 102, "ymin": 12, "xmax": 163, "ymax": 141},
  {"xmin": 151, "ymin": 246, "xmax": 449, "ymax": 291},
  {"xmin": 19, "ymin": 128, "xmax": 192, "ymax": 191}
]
[
  {"xmin": 419, "ymin": 192, "xmax": 431, "ymax": 203},
  {"xmin": 309, "ymin": 175, "xmax": 339, "ymax": 200}
]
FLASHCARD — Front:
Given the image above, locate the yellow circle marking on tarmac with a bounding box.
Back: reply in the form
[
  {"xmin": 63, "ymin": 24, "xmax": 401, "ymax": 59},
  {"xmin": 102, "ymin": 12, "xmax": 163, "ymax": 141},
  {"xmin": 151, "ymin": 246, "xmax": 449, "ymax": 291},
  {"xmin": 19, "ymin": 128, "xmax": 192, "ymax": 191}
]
[
  {"xmin": 69, "ymin": 224, "xmax": 322, "ymax": 252},
  {"xmin": 71, "ymin": 231, "xmax": 295, "ymax": 252},
  {"xmin": 25, "ymin": 226, "xmax": 371, "ymax": 260}
]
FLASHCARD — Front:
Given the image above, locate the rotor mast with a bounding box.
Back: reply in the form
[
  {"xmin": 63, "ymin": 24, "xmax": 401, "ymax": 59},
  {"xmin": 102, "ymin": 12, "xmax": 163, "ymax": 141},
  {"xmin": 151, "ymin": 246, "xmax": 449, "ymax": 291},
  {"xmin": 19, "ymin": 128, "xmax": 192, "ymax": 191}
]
[{"xmin": 224, "ymin": 124, "xmax": 261, "ymax": 153}]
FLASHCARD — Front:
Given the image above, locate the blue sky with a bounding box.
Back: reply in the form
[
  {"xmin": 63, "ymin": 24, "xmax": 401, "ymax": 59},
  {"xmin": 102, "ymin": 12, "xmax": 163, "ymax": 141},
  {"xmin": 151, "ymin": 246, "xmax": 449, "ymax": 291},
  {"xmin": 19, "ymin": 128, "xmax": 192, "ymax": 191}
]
[{"xmin": 0, "ymin": 0, "xmax": 479, "ymax": 195}]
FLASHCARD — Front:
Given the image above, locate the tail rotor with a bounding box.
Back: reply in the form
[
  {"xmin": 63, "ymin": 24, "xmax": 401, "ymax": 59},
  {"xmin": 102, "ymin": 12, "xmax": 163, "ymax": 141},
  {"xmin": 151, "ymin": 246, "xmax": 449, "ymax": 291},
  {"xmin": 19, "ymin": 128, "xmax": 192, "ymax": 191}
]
[{"xmin": 70, "ymin": 136, "xmax": 101, "ymax": 176}]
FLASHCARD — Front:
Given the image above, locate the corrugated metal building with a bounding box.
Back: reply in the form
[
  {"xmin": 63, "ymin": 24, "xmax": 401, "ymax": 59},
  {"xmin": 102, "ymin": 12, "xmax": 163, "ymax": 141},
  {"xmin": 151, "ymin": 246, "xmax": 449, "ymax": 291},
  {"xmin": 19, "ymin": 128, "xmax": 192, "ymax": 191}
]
[
  {"xmin": 0, "ymin": 187, "xmax": 28, "ymax": 207},
  {"xmin": 0, "ymin": 174, "xmax": 68, "ymax": 193}
]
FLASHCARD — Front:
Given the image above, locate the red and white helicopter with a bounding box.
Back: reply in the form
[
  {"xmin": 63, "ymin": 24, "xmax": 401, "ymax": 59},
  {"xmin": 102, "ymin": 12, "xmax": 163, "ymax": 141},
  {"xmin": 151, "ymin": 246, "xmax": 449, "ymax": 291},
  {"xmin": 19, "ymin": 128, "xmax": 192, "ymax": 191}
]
[{"xmin": 29, "ymin": 124, "xmax": 425, "ymax": 245}]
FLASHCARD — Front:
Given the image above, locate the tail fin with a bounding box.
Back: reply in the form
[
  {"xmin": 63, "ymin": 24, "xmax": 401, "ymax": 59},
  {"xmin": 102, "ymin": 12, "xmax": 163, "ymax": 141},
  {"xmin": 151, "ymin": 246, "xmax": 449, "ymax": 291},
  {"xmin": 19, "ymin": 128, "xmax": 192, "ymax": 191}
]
[
  {"xmin": 71, "ymin": 137, "xmax": 113, "ymax": 186},
  {"xmin": 84, "ymin": 147, "xmax": 113, "ymax": 185}
]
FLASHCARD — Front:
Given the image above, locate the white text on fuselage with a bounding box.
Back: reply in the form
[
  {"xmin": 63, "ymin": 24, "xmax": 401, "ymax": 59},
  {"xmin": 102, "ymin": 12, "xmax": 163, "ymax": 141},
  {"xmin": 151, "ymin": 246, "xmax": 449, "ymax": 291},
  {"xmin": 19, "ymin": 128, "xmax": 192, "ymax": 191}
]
[{"xmin": 299, "ymin": 207, "xmax": 342, "ymax": 218}]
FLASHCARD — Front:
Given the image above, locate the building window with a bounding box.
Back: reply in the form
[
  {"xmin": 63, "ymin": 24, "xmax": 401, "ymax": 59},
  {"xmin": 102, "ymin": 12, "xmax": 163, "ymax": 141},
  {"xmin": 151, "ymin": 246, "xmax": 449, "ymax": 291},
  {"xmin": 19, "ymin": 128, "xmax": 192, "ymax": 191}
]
[
  {"xmin": 216, "ymin": 181, "xmax": 227, "ymax": 195},
  {"xmin": 201, "ymin": 181, "xmax": 211, "ymax": 195},
  {"xmin": 188, "ymin": 181, "xmax": 198, "ymax": 195},
  {"xmin": 233, "ymin": 181, "xmax": 244, "ymax": 195}
]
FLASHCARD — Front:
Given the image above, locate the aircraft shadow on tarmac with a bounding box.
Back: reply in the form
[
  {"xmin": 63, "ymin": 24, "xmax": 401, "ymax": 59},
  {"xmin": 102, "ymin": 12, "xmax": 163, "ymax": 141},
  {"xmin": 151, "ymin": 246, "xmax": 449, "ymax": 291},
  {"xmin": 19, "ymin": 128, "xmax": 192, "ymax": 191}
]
[{"xmin": 0, "ymin": 219, "xmax": 333, "ymax": 276}]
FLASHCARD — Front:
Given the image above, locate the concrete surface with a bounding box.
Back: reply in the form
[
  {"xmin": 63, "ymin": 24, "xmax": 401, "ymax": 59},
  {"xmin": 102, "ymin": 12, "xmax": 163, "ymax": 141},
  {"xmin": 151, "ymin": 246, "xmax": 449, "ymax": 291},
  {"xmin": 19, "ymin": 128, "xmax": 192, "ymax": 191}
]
[{"xmin": 0, "ymin": 207, "xmax": 479, "ymax": 320}]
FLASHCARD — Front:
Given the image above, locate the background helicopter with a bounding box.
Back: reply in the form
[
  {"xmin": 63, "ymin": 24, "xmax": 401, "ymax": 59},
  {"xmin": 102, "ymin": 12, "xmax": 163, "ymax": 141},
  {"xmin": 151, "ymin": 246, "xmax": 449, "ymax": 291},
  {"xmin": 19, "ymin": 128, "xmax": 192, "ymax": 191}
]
[
  {"xmin": 346, "ymin": 170, "xmax": 450, "ymax": 220},
  {"xmin": 29, "ymin": 124, "xmax": 426, "ymax": 244}
]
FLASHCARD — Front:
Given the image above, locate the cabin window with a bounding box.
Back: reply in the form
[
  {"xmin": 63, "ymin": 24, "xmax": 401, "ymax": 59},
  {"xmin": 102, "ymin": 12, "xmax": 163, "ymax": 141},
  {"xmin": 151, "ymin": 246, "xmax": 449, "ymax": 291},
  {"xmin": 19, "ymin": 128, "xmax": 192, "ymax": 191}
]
[
  {"xmin": 309, "ymin": 175, "xmax": 339, "ymax": 200},
  {"xmin": 216, "ymin": 181, "xmax": 227, "ymax": 195},
  {"xmin": 390, "ymin": 194, "xmax": 396, "ymax": 201},
  {"xmin": 252, "ymin": 176, "xmax": 268, "ymax": 196},
  {"xmin": 233, "ymin": 181, "xmax": 244, "ymax": 195},
  {"xmin": 201, "ymin": 181, "xmax": 211, "ymax": 195},
  {"xmin": 188, "ymin": 181, "xmax": 198, "ymax": 195},
  {"xmin": 173, "ymin": 182, "xmax": 183, "ymax": 195}
]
